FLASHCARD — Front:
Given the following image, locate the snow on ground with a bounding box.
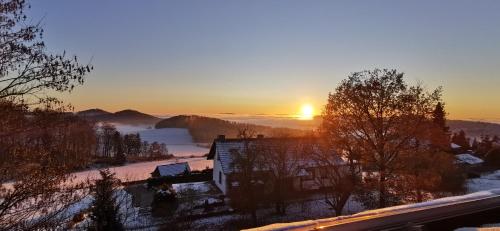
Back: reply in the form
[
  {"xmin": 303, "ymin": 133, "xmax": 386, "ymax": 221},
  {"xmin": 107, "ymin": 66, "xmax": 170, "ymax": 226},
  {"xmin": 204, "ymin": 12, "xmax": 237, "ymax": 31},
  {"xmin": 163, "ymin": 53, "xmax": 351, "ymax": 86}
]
[
  {"xmin": 114, "ymin": 124, "xmax": 209, "ymax": 157},
  {"xmin": 71, "ymin": 189, "xmax": 156, "ymax": 230},
  {"xmin": 161, "ymin": 144, "xmax": 209, "ymax": 157},
  {"xmin": 72, "ymin": 158, "xmax": 212, "ymax": 183},
  {"xmin": 246, "ymin": 189, "xmax": 500, "ymax": 231},
  {"xmin": 172, "ymin": 181, "xmax": 213, "ymax": 194},
  {"xmin": 355, "ymin": 190, "xmax": 500, "ymax": 217},
  {"xmin": 240, "ymin": 172, "xmax": 500, "ymax": 231},
  {"xmin": 467, "ymin": 170, "xmax": 500, "ymax": 193},
  {"xmin": 137, "ymin": 128, "xmax": 209, "ymax": 157}
]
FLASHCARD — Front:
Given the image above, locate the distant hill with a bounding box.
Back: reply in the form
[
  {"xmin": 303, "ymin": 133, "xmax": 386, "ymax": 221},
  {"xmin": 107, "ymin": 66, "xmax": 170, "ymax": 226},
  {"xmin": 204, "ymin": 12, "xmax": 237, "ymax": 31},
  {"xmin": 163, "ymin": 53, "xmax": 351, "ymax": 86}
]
[
  {"xmin": 77, "ymin": 108, "xmax": 500, "ymax": 140},
  {"xmin": 448, "ymin": 120, "xmax": 500, "ymax": 138},
  {"xmin": 155, "ymin": 115, "xmax": 307, "ymax": 143},
  {"xmin": 77, "ymin": 108, "xmax": 112, "ymax": 117},
  {"xmin": 77, "ymin": 109, "xmax": 161, "ymax": 125}
]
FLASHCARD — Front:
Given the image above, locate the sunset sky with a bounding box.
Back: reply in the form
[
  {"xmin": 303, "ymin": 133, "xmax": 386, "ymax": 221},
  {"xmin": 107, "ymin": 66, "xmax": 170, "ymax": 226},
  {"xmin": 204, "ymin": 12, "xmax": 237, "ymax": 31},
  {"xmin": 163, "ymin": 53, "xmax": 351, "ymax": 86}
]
[{"xmin": 31, "ymin": 0, "xmax": 500, "ymax": 121}]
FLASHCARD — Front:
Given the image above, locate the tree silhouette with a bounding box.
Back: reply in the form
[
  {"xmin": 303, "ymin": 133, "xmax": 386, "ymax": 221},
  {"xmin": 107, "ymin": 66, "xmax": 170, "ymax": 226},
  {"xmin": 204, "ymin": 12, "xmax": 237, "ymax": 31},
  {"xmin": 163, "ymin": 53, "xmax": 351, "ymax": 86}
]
[
  {"xmin": 88, "ymin": 169, "xmax": 124, "ymax": 231},
  {"xmin": 323, "ymin": 69, "xmax": 443, "ymax": 208},
  {"xmin": 432, "ymin": 102, "xmax": 449, "ymax": 133},
  {"xmin": 0, "ymin": 0, "xmax": 91, "ymax": 101}
]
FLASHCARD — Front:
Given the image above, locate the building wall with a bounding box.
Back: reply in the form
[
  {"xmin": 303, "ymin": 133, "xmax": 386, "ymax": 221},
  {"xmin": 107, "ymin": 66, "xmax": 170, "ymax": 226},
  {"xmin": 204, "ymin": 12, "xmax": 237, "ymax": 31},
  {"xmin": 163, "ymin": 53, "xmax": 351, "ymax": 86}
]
[{"xmin": 212, "ymin": 152, "xmax": 228, "ymax": 194}]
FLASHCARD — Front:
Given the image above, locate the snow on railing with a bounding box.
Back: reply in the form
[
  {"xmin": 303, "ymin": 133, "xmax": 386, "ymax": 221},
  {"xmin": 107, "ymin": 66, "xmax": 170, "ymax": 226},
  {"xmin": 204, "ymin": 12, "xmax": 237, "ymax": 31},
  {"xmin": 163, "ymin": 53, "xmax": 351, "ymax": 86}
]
[{"xmin": 245, "ymin": 189, "xmax": 500, "ymax": 231}]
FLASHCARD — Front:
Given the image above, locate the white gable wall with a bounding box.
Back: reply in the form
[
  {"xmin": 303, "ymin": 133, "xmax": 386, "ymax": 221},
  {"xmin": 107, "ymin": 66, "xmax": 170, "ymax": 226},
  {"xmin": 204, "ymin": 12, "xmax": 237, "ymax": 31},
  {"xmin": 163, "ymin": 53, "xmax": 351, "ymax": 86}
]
[{"xmin": 213, "ymin": 152, "xmax": 228, "ymax": 195}]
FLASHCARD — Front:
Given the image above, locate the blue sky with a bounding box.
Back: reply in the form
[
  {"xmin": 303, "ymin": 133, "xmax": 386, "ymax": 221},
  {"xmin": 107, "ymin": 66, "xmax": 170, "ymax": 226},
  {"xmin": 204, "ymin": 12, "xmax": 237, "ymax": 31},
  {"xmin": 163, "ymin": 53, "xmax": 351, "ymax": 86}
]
[{"xmin": 30, "ymin": 0, "xmax": 500, "ymax": 120}]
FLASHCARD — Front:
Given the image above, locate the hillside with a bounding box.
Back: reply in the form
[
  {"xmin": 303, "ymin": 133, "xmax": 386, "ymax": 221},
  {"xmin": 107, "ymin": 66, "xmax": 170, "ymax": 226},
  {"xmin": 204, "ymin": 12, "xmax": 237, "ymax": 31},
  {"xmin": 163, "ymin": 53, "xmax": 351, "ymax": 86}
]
[
  {"xmin": 77, "ymin": 109, "xmax": 161, "ymax": 125},
  {"xmin": 155, "ymin": 115, "xmax": 307, "ymax": 143},
  {"xmin": 448, "ymin": 120, "xmax": 500, "ymax": 138},
  {"xmin": 77, "ymin": 108, "xmax": 112, "ymax": 117}
]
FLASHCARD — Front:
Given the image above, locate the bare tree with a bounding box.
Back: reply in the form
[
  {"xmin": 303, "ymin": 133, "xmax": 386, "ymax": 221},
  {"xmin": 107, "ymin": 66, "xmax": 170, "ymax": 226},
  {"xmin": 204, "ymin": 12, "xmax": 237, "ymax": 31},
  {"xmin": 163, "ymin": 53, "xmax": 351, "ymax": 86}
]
[
  {"xmin": 0, "ymin": 101, "xmax": 91, "ymax": 230},
  {"xmin": 0, "ymin": 0, "xmax": 91, "ymax": 101},
  {"xmin": 306, "ymin": 134, "xmax": 361, "ymax": 216},
  {"xmin": 228, "ymin": 127, "xmax": 263, "ymax": 225},
  {"xmin": 323, "ymin": 69, "xmax": 442, "ymax": 208},
  {"xmin": 97, "ymin": 123, "xmax": 117, "ymax": 158},
  {"xmin": 0, "ymin": 1, "xmax": 92, "ymax": 229},
  {"xmin": 259, "ymin": 135, "xmax": 302, "ymax": 215}
]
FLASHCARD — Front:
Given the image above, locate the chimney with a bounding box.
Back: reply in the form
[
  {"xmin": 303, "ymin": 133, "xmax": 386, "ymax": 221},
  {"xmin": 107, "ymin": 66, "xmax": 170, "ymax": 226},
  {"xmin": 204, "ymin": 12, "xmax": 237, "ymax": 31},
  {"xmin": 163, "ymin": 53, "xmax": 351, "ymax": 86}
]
[
  {"xmin": 257, "ymin": 134, "xmax": 264, "ymax": 139},
  {"xmin": 217, "ymin": 135, "xmax": 226, "ymax": 141}
]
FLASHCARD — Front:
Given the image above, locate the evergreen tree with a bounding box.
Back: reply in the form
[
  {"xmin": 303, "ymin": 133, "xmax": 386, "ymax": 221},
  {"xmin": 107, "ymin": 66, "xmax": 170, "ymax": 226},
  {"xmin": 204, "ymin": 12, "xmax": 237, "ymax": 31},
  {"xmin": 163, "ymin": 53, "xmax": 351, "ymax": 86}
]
[
  {"xmin": 451, "ymin": 130, "xmax": 469, "ymax": 150},
  {"xmin": 432, "ymin": 102, "xmax": 449, "ymax": 133},
  {"xmin": 88, "ymin": 169, "xmax": 124, "ymax": 231},
  {"xmin": 471, "ymin": 138, "xmax": 479, "ymax": 152}
]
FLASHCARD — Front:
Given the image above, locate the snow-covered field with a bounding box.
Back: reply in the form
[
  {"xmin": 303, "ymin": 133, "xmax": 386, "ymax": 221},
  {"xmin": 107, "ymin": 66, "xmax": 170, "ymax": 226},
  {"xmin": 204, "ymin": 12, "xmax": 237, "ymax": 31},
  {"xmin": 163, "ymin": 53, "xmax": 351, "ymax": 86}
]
[
  {"xmin": 137, "ymin": 128, "xmax": 209, "ymax": 157},
  {"xmin": 113, "ymin": 124, "xmax": 210, "ymax": 157},
  {"xmin": 73, "ymin": 157, "xmax": 212, "ymax": 183}
]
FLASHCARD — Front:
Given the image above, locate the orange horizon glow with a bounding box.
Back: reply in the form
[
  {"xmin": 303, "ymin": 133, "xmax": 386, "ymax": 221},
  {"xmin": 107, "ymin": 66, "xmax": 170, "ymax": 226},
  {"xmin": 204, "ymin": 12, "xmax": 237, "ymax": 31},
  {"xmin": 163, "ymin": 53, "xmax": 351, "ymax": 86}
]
[
  {"xmin": 64, "ymin": 98, "xmax": 500, "ymax": 123},
  {"xmin": 59, "ymin": 89, "xmax": 500, "ymax": 122}
]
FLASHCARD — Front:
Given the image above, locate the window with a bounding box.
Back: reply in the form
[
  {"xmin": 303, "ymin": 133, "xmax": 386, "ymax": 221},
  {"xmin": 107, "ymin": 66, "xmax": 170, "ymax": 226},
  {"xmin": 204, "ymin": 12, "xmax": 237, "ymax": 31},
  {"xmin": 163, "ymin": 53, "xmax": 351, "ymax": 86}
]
[{"xmin": 219, "ymin": 171, "xmax": 222, "ymax": 184}]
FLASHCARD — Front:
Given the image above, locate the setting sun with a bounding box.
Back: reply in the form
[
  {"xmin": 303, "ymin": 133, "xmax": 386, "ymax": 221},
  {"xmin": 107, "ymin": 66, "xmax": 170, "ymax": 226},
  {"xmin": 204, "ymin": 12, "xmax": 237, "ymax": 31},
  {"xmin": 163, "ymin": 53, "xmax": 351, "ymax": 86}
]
[{"xmin": 299, "ymin": 104, "xmax": 314, "ymax": 120}]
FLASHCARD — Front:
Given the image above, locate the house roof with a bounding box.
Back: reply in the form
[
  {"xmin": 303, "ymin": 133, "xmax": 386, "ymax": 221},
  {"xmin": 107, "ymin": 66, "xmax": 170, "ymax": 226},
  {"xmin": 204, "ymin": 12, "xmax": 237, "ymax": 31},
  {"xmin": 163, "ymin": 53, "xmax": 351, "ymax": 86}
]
[
  {"xmin": 214, "ymin": 141, "xmax": 244, "ymax": 174},
  {"xmin": 455, "ymin": 153, "xmax": 484, "ymax": 165},
  {"xmin": 153, "ymin": 162, "xmax": 190, "ymax": 177},
  {"xmin": 451, "ymin": 143, "xmax": 461, "ymax": 149},
  {"xmin": 209, "ymin": 137, "xmax": 347, "ymax": 175},
  {"xmin": 207, "ymin": 137, "xmax": 316, "ymax": 159}
]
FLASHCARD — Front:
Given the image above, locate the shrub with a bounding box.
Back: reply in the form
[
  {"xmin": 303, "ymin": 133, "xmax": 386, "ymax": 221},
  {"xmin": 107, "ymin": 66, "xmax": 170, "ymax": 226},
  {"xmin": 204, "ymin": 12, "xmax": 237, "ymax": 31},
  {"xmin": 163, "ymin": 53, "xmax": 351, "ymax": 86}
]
[
  {"xmin": 485, "ymin": 148, "xmax": 500, "ymax": 167},
  {"xmin": 151, "ymin": 184, "xmax": 178, "ymax": 217}
]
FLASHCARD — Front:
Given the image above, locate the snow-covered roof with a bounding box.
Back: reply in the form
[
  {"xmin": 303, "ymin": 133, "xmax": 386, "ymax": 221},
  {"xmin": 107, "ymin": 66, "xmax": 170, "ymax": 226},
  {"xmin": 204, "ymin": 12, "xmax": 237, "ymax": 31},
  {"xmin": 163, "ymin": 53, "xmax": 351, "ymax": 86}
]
[
  {"xmin": 455, "ymin": 154, "xmax": 484, "ymax": 165},
  {"xmin": 214, "ymin": 141, "xmax": 244, "ymax": 174},
  {"xmin": 451, "ymin": 143, "xmax": 461, "ymax": 149},
  {"xmin": 296, "ymin": 168, "xmax": 309, "ymax": 177},
  {"xmin": 153, "ymin": 162, "xmax": 190, "ymax": 177},
  {"xmin": 212, "ymin": 138, "xmax": 346, "ymax": 175}
]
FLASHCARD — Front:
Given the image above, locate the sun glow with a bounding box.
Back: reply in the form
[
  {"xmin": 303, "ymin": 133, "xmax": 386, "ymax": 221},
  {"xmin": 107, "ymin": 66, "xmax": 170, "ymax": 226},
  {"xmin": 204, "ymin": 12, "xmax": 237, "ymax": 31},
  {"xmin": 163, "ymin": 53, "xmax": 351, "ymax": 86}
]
[{"xmin": 299, "ymin": 104, "xmax": 314, "ymax": 120}]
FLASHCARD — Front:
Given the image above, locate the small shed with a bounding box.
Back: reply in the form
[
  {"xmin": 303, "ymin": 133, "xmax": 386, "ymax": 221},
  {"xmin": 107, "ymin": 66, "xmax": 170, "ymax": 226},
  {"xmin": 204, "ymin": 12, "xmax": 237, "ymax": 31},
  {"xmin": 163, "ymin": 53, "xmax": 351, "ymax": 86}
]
[
  {"xmin": 451, "ymin": 143, "xmax": 461, "ymax": 150},
  {"xmin": 451, "ymin": 143, "xmax": 463, "ymax": 154},
  {"xmin": 455, "ymin": 154, "xmax": 484, "ymax": 166},
  {"xmin": 455, "ymin": 153, "xmax": 484, "ymax": 178},
  {"xmin": 151, "ymin": 162, "xmax": 190, "ymax": 178}
]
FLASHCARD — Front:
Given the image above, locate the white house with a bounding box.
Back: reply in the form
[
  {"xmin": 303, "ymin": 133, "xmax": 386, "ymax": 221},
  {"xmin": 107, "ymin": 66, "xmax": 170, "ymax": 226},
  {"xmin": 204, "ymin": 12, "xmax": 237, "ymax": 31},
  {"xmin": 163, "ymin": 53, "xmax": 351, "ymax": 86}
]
[{"xmin": 206, "ymin": 135, "xmax": 350, "ymax": 195}]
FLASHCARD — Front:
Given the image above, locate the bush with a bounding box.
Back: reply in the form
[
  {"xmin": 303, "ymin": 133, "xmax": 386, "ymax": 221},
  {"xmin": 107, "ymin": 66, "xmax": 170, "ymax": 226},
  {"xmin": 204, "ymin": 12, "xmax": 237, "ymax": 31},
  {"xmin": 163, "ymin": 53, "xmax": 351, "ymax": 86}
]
[
  {"xmin": 438, "ymin": 167, "xmax": 466, "ymax": 193},
  {"xmin": 151, "ymin": 184, "xmax": 178, "ymax": 217},
  {"xmin": 485, "ymin": 148, "xmax": 500, "ymax": 167}
]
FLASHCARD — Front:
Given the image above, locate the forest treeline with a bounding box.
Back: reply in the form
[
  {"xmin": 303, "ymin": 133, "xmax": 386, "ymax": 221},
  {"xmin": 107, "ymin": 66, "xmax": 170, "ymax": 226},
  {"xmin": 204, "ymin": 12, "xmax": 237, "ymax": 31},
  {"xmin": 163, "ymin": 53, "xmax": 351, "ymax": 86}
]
[
  {"xmin": 448, "ymin": 120, "xmax": 500, "ymax": 138},
  {"xmin": 155, "ymin": 115, "xmax": 307, "ymax": 143}
]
